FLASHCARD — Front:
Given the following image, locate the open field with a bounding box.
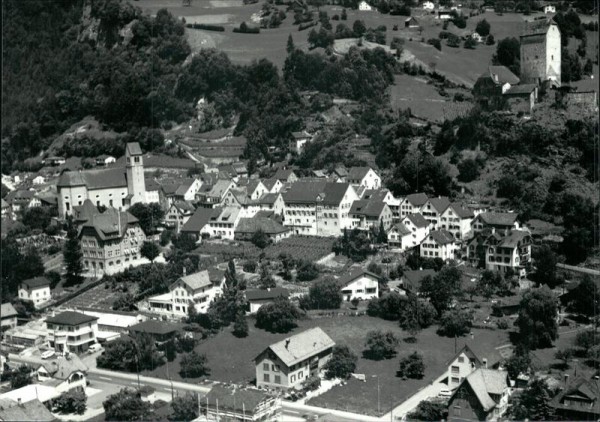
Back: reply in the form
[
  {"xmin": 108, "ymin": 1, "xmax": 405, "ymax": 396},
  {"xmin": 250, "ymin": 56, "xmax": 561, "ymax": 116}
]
[{"xmin": 142, "ymin": 315, "xmax": 509, "ymax": 416}]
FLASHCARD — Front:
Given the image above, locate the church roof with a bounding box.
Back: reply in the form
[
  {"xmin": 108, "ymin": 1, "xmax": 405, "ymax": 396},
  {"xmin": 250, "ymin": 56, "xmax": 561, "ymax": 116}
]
[{"xmin": 57, "ymin": 168, "xmax": 127, "ymax": 190}]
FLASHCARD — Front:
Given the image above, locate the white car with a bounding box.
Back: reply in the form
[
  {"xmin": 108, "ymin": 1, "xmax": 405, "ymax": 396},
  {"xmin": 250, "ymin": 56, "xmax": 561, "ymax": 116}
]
[
  {"xmin": 88, "ymin": 344, "xmax": 103, "ymax": 354},
  {"xmin": 41, "ymin": 350, "xmax": 56, "ymax": 360},
  {"xmin": 438, "ymin": 388, "xmax": 452, "ymax": 398}
]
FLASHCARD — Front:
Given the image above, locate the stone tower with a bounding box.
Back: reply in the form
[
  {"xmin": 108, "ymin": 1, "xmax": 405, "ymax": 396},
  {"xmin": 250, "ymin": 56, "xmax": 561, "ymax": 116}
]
[
  {"xmin": 520, "ymin": 18, "xmax": 561, "ymax": 86},
  {"xmin": 126, "ymin": 142, "xmax": 146, "ymax": 205}
]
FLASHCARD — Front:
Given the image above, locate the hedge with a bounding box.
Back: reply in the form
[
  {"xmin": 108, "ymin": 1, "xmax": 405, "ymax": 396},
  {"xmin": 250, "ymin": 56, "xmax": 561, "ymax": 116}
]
[{"xmin": 186, "ymin": 23, "xmax": 225, "ymax": 32}]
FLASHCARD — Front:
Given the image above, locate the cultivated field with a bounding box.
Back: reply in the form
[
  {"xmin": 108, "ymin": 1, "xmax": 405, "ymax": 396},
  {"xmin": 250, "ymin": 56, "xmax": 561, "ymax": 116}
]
[{"xmin": 142, "ymin": 315, "xmax": 510, "ymax": 416}]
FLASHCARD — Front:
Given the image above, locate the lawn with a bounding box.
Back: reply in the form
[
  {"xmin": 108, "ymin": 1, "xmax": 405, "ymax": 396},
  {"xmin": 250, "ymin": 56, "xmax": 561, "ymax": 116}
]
[{"xmin": 142, "ymin": 314, "xmax": 509, "ymax": 417}]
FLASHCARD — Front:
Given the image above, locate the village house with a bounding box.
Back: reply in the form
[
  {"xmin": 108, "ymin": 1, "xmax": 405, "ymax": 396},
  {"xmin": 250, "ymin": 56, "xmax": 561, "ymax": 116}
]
[
  {"xmin": 1, "ymin": 198, "xmax": 11, "ymax": 217},
  {"xmin": 503, "ymin": 83, "xmax": 539, "ymax": 113},
  {"xmin": 471, "ymin": 212, "xmax": 521, "ymax": 235},
  {"xmin": 1, "ymin": 303, "xmax": 18, "ymax": 331},
  {"xmin": 420, "ymin": 229, "xmax": 459, "ymax": 261},
  {"xmin": 439, "ymin": 202, "xmax": 475, "ymax": 240},
  {"xmin": 473, "ymin": 66, "xmax": 521, "ymax": 108},
  {"xmin": 77, "ymin": 201, "xmax": 146, "ymax": 277},
  {"xmin": 346, "ymin": 167, "xmax": 381, "ymax": 190},
  {"xmin": 422, "ymin": 197, "xmax": 451, "ymax": 228},
  {"xmin": 471, "ymin": 32, "xmax": 484, "ymax": 43},
  {"xmin": 165, "ymin": 201, "xmax": 196, "ymax": 233},
  {"xmin": 255, "ymin": 327, "xmax": 335, "ymax": 390},
  {"xmin": 258, "ymin": 192, "xmax": 285, "ymax": 216},
  {"xmin": 32, "ymin": 175, "xmax": 46, "ymax": 185},
  {"xmin": 203, "ymin": 206, "xmax": 242, "ymax": 240},
  {"xmin": 448, "ymin": 368, "xmax": 511, "ymax": 421},
  {"xmin": 5, "ymin": 190, "xmax": 41, "ymax": 213},
  {"xmin": 196, "ymin": 179, "xmax": 236, "ymax": 208},
  {"xmin": 422, "ymin": 1, "xmax": 435, "ymax": 10},
  {"xmin": 358, "ymin": 0, "xmax": 373, "ymax": 10},
  {"xmin": 387, "ymin": 222, "xmax": 413, "ymax": 251},
  {"xmin": 349, "ymin": 199, "xmax": 393, "ymax": 231},
  {"xmin": 46, "ymin": 156, "xmax": 66, "ymax": 166},
  {"xmin": 180, "ymin": 207, "xmax": 220, "ymax": 241},
  {"xmin": 520, "ymin": 18, "xmax": 561, "ymax": 85},
  {"xmin": 484, "ymin": 230, "xmax": 533, "ymax": 278},
  {"xmin": 331, "ymin": 165, "xmax": 349, "ymax": 181},
  {"xmin": 0, "ymin": 398, "xmax": 55, "ymax": 421},
  {"xmin": 63, "ymin": 307, "xmax": 147, "ymax": 341},
  {"xmin": 245, "ymin": 288, "xmax": 290, "ymax": 314},
  {"xmin": 446, "ymin": 345, "xmax": 484, "ymax": 390},
  {"xmin": 128, "ymin": 320, "xmax": 181, "ymax": 344},
  {"xmin": 95, "ymin": 154, "xmax": 116, "ymax": 166},
  {"xmin": 273, "ymin": 168, "xmax": 298, "ymax": 184},
  {"xmin": 338, "ymin": 269, "xmax": 379, "ymax": 301},
  {"xmin": 262, "ymin": 178, "xmax": 283, "ymax": 194},
  {"xmin": 544, "ymin": 4, "xmax": 556, "ymax": 13},
  {"xmin": 18, "ymin": 277, "xmax": 52, "ymax": 309},
  {"xmin": 361, "ymin": 189, "xmax": 401, "ymax": 220},
  {"xmin": 46, "ymin": 311, "xmax": 99, "ymax": 354},
  {"xmin": 147, "ymin": 268, "xmax": 226, "ymax": 317},
  {"xmin": 36, "ymin": 354, "xmax": 88, "ymax": 394},
  {"xmin": 202, "ymin": 385, "xmax": 282, "ymax": 422},
  {"xmin": 400, "ymin": 193, "xmax": 428, "ymax": 218},
  {"xmin": 398, "ymin": 269, "xmax": 437, "ymax": 295},
  {"xmin": 3, "ymin": 320, "xmax": 47, "ymax": 349},
  {"xmin": 234, "ymin": 215, "xmax": 291, "ymax": 243},
  {"xmin": 221, "ymin": 188, "xmax": 260, "ymax": 218},
  {"xmin": 159, "ymin": 177, "xmax": 202, "ymax": 206},
  {"xmin": 236, "ymin": 178, "xmax": 269, "ymax": 200},
  {"xmin": 57, "ymin": 143, "xmax": 148, "ymax": 218},
  {"xmin": 144, "ymin": 178, "xmax": 162, "ymax": 204},
  {"xmin": 282, "ymin": 181, "xmax": 358, "ymax": 236},
  {"xmin": 289, "ymin": 131, "xmax": 313, "ymax": 155},
  {"xmin": 402, "ymin": 213, "xmax": 432, "ymax": 248},
  {"xmin": 405, "ymin": 16, "xmax": 420, "ymax": 29},
  {"xmin": 550, "ymin": 376, "xmax": 600, "ymax": 420}
]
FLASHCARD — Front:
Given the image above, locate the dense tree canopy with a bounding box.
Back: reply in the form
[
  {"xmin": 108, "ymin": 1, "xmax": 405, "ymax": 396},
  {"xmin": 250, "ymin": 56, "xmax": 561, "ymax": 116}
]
[{"xmin": 516, "ymin": 287, "xmax": 558, "ymax": 349}]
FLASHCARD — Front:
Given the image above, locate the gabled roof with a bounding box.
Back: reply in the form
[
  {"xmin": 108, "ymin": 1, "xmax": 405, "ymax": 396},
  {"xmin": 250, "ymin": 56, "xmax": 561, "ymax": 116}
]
[
  {"xmin": 257, "ymin": 327, "xmax": 335, "ymax": 368},
  {"xmin": 126, "ymin": 142, "xmax": 142, "ymax": 156},
  {"xmin": 171, "ymin": 201, "xmax": 195, "ymax": 214},
  {"xmin": 504, "ymin": 84, "xmax": 537, "ymax": 95},
  {"xmin": 79, "ymin": 207, "xmax": 139, "ymax": 240},
  {"xmin": 402, "ymin": 269, "xmax": 436, "ymax": 290},
  {"xmin": 390, "ymin": 222, "xmax": 411, "ymax": 236},
  {"xmin": 129, "ymin": 320, "xmax": 180, "ymax": 336},
  {"xmin": 210, "ymin": 206, "xmax": 240, "ymax": 224},
  {"xmin": 273, "ymin": 168, "xmax": 296, "ymax": 181},
  {"xmin": 405, "ymin": 193, "xmax": 428, "ymax": 207},
  {"xmin": 452, "ymin": 369, "xmax": 509, "ymax": 412},
  {"xmin": 57, "ymin": 167, "xmax": 127, "ymax": 190},
  {"xmin": 404, "ymin": 213, "xmax": 430, "ymax": 228},
  {"xmin": 496, "ymin": 230, "xmax": 531, "ymax": 248},
  {"xmin": 333, "ymin": 165, "xmax": 348, "ymax": 177},
  {"xmin": 262, "ymin": 178, "xmax": 280, "ymax": 191},
  {"xmin": 448, "ymin": 202, "xmax": 475, "ymax": 219},
  {"xmin": 174, "ymin": 268, "xmax": 225, "ymax": 292},
  {"xmin": 181, "ymin": 207, "xmax": 220, "ymax": 233},
  {"xmin": 1, "ymin": 303, "xmax": 18, "ymax": 319},
  {"xmin": 427, "ymin": 197, "xmax": 451, "ymax": 213},
  {"xmin": 21, "ymin": 277, "xmax": 50, "ymax": 289},
  {"xmin": 445, "ymin": 344, "xmax": 483, "ymax": 367},
  {"xmin": 0, "ymin": 398, "xmax": 55, "ymax": 421},
  {"xmin": 39, "ymin": 355, "xmax": 88, "ymax": 380},
  {"xmin": 5, "ymin": 190, "xmax": 36, "ymax": 204},
  {"xmin": 347, "ymin": 167, "xmax": 373, "ymax": 181},
  {"xmin": 145, "ymin": 178, "xmax": 160, "ymax": 191},
  {"xmin": 283, "ymin": 181, "xmax": 352, "ymax": 206},
  {"xmin": 362, "ymin": 189, "xmax": 390, "ymax": 202},
  {"xmin": 235, "ymin": 217, "xmax": 289, "ymax": 235},
  {"xmin": 428, "ymin": 229, "xmax": 456, "ymax": 245},
  {"xmin": 46, "ymin": 311, "xmax": 98, "ymax": 326},
  {"xmin": 552, "ymin": 377, "xmax": 600, "ymax": 414},
  {"xmin": 292, "ymin": 130, "xmax": 311, "ymax": 139},
  {"xmin": 349, "ymin": 200, "xmax": 387, "ymax": 218},
  {"xmin": 258, "ymin": 193, "xmax": 281, "ymax": 205},
  {"xmin": 476, "ymin": 212, "xmax": 519, "ymax": 227},
  {"xmin": 337, "ymin": 268, "xmax": 380, "ymax": 288},
  {"xmin": 245, "ymin": 288, "xmax": 290, "ymax": 301},
  {"xmin": 488, "ymin": 65, "xmax": 520, "ymax": 85}
]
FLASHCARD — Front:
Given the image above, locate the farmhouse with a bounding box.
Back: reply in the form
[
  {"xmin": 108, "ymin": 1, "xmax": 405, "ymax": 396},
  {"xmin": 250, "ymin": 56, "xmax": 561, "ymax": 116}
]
[
  {"xmin": 46, "ymin": 311, "xmax": 99, "ymax": 354},
  {"xmin": 159, "ymin": 177, "xmax": 202, "ymax": 204},
  {"xmin": 180, "ymin": 207, "xmax": 220, "ymax": 241},
  {"xmin": 439, "ymin": 202, "xmax": 474, "ymax": 240},
  {"xmin": 234, "ymin": 215, "xmax": 291, "ymax": 243},
  {"xmin": 128, "ymin": 320, "xmax": 180, "ymax": 343},
  {"xmin": 471, "ymin": 212, "xmax": 521, "ymax": 235},
  {"xmin": 550, "ymin": 376, "xmax": 600, "ymax": 420},
  {"xmin": 19, "ymin": 276, "xmax": 52, "ymax": 309},
  {"xmin": 255, "ymin": 327, "xmax": 335, "ymax": 390},
  {"xmin": 422, "ymin": 196, "xmax": 451, "ymax": 228},
  {"xmin": 245, "ymin": 288, "xmax": 290, "ymax": 313},
  {"xmin": 358, "ymin": 1, "xmax": 373, "ymax": 11},
  {"xmin": 338, "ymin": 268, "xmax": 379, "ymax": 301},
  {"xmin": 446, "ymin": 344, "xmax": 484, "ymax": 390},
  {"xmin": 422, "ymin": 1, "xmax": 434, "ymax": 10},
  {"xmin": 57, "ymin": 143, "xmax": 147, "ymax": 218},
  {"xmin": 520, "ymin": 18, "xmax": 561, "ymax": 85},
  {"xmin": 290, "ymin": 131, "xmax": 313, "ymax": 155},
  {"xmin": 448, "ymin": 368, "xmax": 511, "ymax": 421},
  {"xmin": 420, "ymin": 229, "xmax": 459, "ymax": 260},
  {"xmin": 484, "ymin": 230, "xmax": 532, "ymax": 278},
  {"xmin": 262, "ymin": 178, "xmax": 283, "ymax": 194},
  {"xmin": 273, "ymin": 168, "xmax": 298, "ymax": 183},
  {"xmin": 95, "ymin": 154, "xmax": 116, "ymax": 166},
  {"xmin": 405, "ymin": 16, "xmax": 420, "ymax": 29},
  {"xmin": 257, "ymin": 192, "xmax": 285, "ymax": 215},
  {"xmin": 196, "ymin": 179, "xmax": 236, "ymax": 208},
  {"xmin": 503, "ymin": 84, "xmax": 539, "ymax": 113}
]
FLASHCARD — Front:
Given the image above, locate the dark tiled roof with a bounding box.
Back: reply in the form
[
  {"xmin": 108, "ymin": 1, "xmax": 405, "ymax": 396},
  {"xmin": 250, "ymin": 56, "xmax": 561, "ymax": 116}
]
[
  {"xmin": 402, "ymin": 269, "xmax": 436, "ymax": 290},
  {"xmin": 349, "ymin": 200, "xmax": 387, "ymax": 218},
  {"xmin": 181, "ymin": 207, "xmax": 220, "ymax": 233},
  {"xmin": 172, "ymin": 201, "xmax": 196, "ymax": 213},
  {"xmin": 258, "ymin": 193, "xmax": 280, "ymax": 205},
  {"xmin": 79, "ymin": 207, "xmax": 139, "ymax": 240},
  {"xmin": 504, "ymin": 84, "xmax": 537, "ymax": 95},
  {"xmin": 273, "ymin": 168, "xmax": 296, "ymax": 181},
  {"xmin": 427, "ymin": 197, "xmax": 451, "ymax": 213},
  {"xmin": 283, "ymin": 181, "xmax": 351, "ymax": 206},
  {"xmin": 428, "ymin": 229, "xmax": 456, "ymax": 245},
  {"xmin": 57, "ymin": 167, "xmax": 127, "ymax": 189},
  {"xmin": 337, "ymin": 268, "xmax": 380, "ymax": 288},
  {"xmin": 347, "ymin": 167, "xmax": 372, "ymax": 181},
  {"xmin": 478, "ymin": 212, "xmax": 519, "ymax": 227},
  {"xmin": 488, "ymin": 66, "xmax": 520, "ymax": 85},
  {"xmin": 362, "ymin": 189, "xmax": 389, "ymax": 202},
  {"xmin": 0, "ymin": 398, "xmax": 55, "ymax": 422},
  {"xmin": 391, "ymin": 222, "xmax": 411, "ymax": 236},
  {"xmin": 235, "ymin": 217, "xmax": 289, "ymax": 235},
  {"xmin": 46, "ymin": 311, "xmax": 98, "ymax": 326},
  {"xmin": 1, "ymin": 303, "xmax": 18, "ymax": 319},
  {"xmin": 262, "ymin": 179, "xmax": 279, "ymax": 191},
  {"xmin": 126, "ymin": 142, "xmax": 142, "ymax": 156},
  {"xmin": 405, "ymin": 213, "xmax": 430, "ymax": 228},
  {"xmin": 449, "ymin": 203, "xmax": 475, "ymax": 219},
  {"xmin": 497, "ymin": 230, "xmax": 531, "ymax": 248},
  {"xmin": 405, "ymin": 193, "xmax": 428, "ymax": 207},
  {"xmin": 21, "ymin": 277, "xmax": 50, "ymax": 289},
  {"xmin": 245, "ymin": 288, "xmax": 290, "ymax": 301},
  {"xmin": 129, "ymin": 320, "xmax": 180, "ymax": 336},
  {"xmin": 145, "ymin": 178, "xmax": 160, "ymax": 191},
  {"xmin": 259, "ymin": 327, "xmax": 335, "ymax": 367}
]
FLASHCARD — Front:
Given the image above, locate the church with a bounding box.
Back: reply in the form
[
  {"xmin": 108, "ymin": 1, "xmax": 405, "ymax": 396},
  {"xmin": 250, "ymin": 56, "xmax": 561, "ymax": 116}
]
[{"xmin": 57, "ymin": 143, "xmax": 150, "ymax": 218}]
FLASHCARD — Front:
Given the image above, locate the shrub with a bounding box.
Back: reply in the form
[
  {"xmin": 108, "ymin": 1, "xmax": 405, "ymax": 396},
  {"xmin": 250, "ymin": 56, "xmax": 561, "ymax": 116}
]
[
  {"xmin": 324, "ymin": 345, "xmax": 358, "ymax": 379},
  {"xmin": 427, "ymin": 38, "xmax": 441, "ymax": 51},
  {"xmin": 233, "ymin": 22, "xmax": 260, "ymax": 34},
  {"xmin": 437, "ymin": 309, "xmax": 473, "ymax": 337},
  {"xmin": 497, "ymin": 318, "xmax": 509, "ymax": 329},
  {"xmin": 364, "ymin": 330, "xmax": 399, "ymax": 360},
  {"xmin": 302, "ymin": 376, "xmax": 321, "ymax": 391},
  {"xmin": 298, "ymin": 21, "xmax": 318, "ymax": 31},
  {"xmin": 243, "ymin": 260, "xmax": 258, "ymax": 273},
  {"xmin": 397, "ymin": 352, "xmax": 425, "ymax": 379},
  {"xmin": 186, "ymin": 23, "xmax": 225, "ymax": 32}
]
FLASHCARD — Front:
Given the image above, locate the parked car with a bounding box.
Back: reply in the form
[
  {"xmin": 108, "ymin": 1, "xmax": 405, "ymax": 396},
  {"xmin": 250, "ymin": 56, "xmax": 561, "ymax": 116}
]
[
  {"xmin": 438, "ymin": 388, "xmax": 452, "ymax": 398},
  {"xmin": 41, "ymin": 350, "xmax": 56, "ymax": 360},
  {"xmin": 88, "ymin": 343, "xmax": 103, "ymax": 353}
]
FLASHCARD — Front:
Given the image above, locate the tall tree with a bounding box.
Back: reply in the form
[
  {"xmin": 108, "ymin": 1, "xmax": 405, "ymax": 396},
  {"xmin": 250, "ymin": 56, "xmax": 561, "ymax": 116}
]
[
  {"xmin": 324, "ymin": 344, "xmax": 357, "ymax": 379},
  {"xmin": 170, "ymin": 394, "xmax": 199, "ymax": 421},
  {"xmin": 128, "ymin": 203, "xmax": 165, "ymax": 235},
  {"xmin": 63, "ymin": 217, "xmax": 84, "ymax": 286},
  {"xmin": 255, "ymin": 296, "xmax": 300, "ymax": 333},
  {"xmin": 509, "ymin": 379, "xmax": 554, "ymax": 421},
  {"xmin": 103, "ymin": 388, "xmax": 149, "ymax": 421},
  {"xmin": 516, "ymin": 287, "xmax": 558, "ymax": 349},
  {"xmin": 286, "ymin": 34, "xmax": 295, "ymax": 54},
  {"xmin": 307, "ymin": 277, "xmax": 343, "ymax": 309},
  {"xmin": 140, "ymin": 241, "xmax": 161, "ymax": 263}
]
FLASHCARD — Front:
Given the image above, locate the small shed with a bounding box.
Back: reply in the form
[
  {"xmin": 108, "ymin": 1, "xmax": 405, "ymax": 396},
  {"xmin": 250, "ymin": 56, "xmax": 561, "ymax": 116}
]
[{"xmin": 405, "ymin": 16, "xmax": 420, "ymax": 29}]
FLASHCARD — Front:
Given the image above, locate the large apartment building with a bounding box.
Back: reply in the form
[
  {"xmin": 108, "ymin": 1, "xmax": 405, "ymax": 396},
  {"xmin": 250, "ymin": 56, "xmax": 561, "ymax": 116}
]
[{"xmin": 46, "ymin": 311, "xmax": 99, "ymax": 354}]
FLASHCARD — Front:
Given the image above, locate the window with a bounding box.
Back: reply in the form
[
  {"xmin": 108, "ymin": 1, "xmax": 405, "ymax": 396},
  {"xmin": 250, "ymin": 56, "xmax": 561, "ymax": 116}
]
[
  {"xmin": 274, "ymin": 375, "xmax": 281, "ymax": 384},
  {"xmin": 458, "ymin": 356, "xmax": 464, "ymax": 363},
  {"xmin": 291, "ymin": 375, "xmax": 296, "ymax": 383},
  {"xmin": 263, "ymin": 363, "xmax": 269, "ymax": 371},
  {"xmin": 451, "ymin": 377, "xmax": 460, "ymax": 384},
  {"xmin": 451, "ymin": 366, "xmax": 460, "ymax": 374},
  {"xmin": 299, "ymin": 371, "xmax": 303, "ymax": 379},
  {"xmin": 263, "ymin": 374, "xmax": 270, "ymax": 382}
]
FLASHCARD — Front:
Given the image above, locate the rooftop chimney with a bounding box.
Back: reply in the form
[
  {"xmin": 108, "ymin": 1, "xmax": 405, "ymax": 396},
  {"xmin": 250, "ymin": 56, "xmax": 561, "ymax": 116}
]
[
  {"xmin": 183, "ymin": 267, "xmax": 187, "ymax": 277},
  {"xmin": 483, "ymin": 358, "xmax": 488, "ymax": 368},
  {"xmin": 285, "ymin": 339, "xmax": 290, "ymax": 349},
  {"xmin": 17, "ymin": 398, "xmax": 22, "ymax": 406}
]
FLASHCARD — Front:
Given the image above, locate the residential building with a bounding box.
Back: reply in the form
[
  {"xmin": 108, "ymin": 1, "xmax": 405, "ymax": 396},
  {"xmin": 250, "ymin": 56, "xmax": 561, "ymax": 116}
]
[
  {"xmin": 447, "ymin": 345, "xmax": 484, "ymax": 390},
  {"xmin": 202, "ymin": 385, "xmax": 281, "ymax": 422},
  {"xmin": 520, "ymin": 18, "xmax": 561, "ymax": 85},
  {"xmin": 1, "ymin": 198, "xmax": 10, "ymax": 217},
  {"xmin": 19, "ymin": 277, "xmax": 52, "ymax": 309},
  {"xmin": 358, "ymin": 0, "xmax": 373, "ymax": 10},
  {"xmin": 180, "ymin": 207, "xmax": 219, "ymax": 241},
  {"xmin": 471, "ymin": 32, "xmax": 484, "ymax": 43},
  {"xmin": 36, "ymin": 354, "xmax": 88, "ymax": 394},
  {"xmin": 95, "ymin": 155, "xmax": 116, "ymax": 166},
  {"xmin": 236, "ymin": 179, "xmax": 269, "ymax": 200},
  {"xmin": 262, "ymin": 178, "xmax": 283, "ymax": 194},
  {"xmin": 3, "ymin": 320, "xmax": 47, "ymax": 349},
  {"xmin": 398, "ymin": 269, "xmax": 437, "ymax": 294},
  {"xmin": 0, "ymin": 398, "xmax": 55, "ymax": 421},
  {"xmin": 402, "ymin": 213, "xmax": 432, "ymax": 248},
  {"xmin": 471, "ymin": 212, "xmax": 521, "ymax": 235},
  {"xmin": 400, "ymin": 193, "xmax": 428, "ymax": 218},
  {"xmin": 346, "ymin": 167, "xmax": 381, "ymax": 190},
  {"xmin": 46, "ymin": 156, "xmax": 66, "ymax": 166},
  {"xmin": 255, "ymin": 327, "xmax": 335, "ymax": 390},
  {"xmin": 349, "ymin": 200, "xmax": 393, "ymax": 231},
  {"xmin": 290, "ymin": 131, "xmax": 313, "ymax": 154},
  {"xmin": 282, "ymin": 181, "xmax": 358, "ymax": 236},
  {"xmin": 165, "ymin": 201, "xmax": 195, "ymax": 233},
  {"xmin": 144, "ymin": 178, "xmax": 162, "ymax": 204},
  {"xmin": 504, "ymin": 84, "xmax": 539, "ymax": 113},
  {"xmin": 338, "ymin": 269, "xmax": 379, "ymax": 301},
  {"xmin": 473, "ymin": 65, "xmax": 520, "ymax": 106},
  {"xmin": 128, "ymin": 320, "xmax": 181, "ymax": 343},
  {"xmin": 387, "ymin": 222, "xmax": 412, "ymax": 251},
  {"xmin": 160, "ymin": 178, "xmax": 202, "ymax": 205},
  {"xmin": 234, "ymin": 216, "xmax": 291, "ymax": 243},
  {"xmin": 405, "ymin": 16, "xmax": 420, "ymax": 28},
  {"xmin": 420, "ymin": 229, "xmax": 459, "ymax": 261},
  {"xmin": 46, "ymin": 311, "xmax": 99, "ymax": 354},
  {"xmin": 484, "ymin": 230, "xmax": 532, "ymax": 278},
  {"xmin": 196, "ymin": 179, "xmax": 236, "ymax": 208},
  {"xmin": 422, "ymin": 1, "xmax": 435, "ymax": 10},
  {"xmin": 77, "ymin": 202, "xmax": 146, "ymax": 276},
  {"xmin": 273, "ymin": 168, "xmax": 298, "ymax": 183},
  {"xmin": 5, "ymin": 190, "xmax": 41, "ymax": 213},
  {"xmin": 448, "ymin": 369, "xmax": 511, "ymax": 421},
  {"xmin": 550, "ymin": 376, "xmax": 600, "ymax": 421},
  {"xmin": 1, "ymin": 303, "xmax": 18, "ymax": 331},
  {"xmin": 440, "ymin": 203, "xmax": 475, "ymax": 240},
  {"xmin": 331, "ymin": 165, "xmax": 348, "ymax": 181},
  {"xmin": 422, "ymin": 197, "xmax": 451, "ymax": 228},
  {"xmin": 245, "ymin": 288, "xmax": 290, "ymax": 314},
  {"xmin": 221, "ymin": 188, "xmax": 260, "ymax": 218},
  {"xmin": 147, "ymin": 268, "xmax": 226, "ymax": 317},
  {"xmin": 63, "ymin": 307, "xmax": 147, "ymax": 340},
  {"xmin": 57, "ymin": 142, "xmax": 148, "ymax": 218},
  {"xmin": 362, "ymin": 189, "xmax": 401, "ymax": 220},
  {"xmin": 203, "ymin": 206, "xmax": 241, "ymax": 240},
  {"xmin": 257, "ymin": 192, "xmax": 285, "ymax": 216},
  {"xmin": 32, "ymin": 175, "xmax": 46, "ymax": 185}
]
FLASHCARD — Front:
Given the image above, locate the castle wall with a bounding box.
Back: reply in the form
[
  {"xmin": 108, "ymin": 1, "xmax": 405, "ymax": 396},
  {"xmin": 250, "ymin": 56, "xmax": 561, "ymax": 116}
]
[
  {"xmin": 520, "ymin": 34, "xmax": 547, "ymax": 84},
  {"xmin": 546, "ymin": 25, "xmax": 561, "ymax": 84}
]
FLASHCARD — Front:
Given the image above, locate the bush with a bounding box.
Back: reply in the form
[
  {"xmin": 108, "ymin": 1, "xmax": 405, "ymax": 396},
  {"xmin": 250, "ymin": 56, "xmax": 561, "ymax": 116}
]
[
  {"xmin": 302, "ymin": 376, "xmax": 321, "ymax": 392},
  {"xmin": 296, "ymin": 260, "xmax": 319, "ymax": 281},
  {"xmin": 324, "ymin": 344, "xmax": 358, "ymax": 379},
  {"xmin": 255, "ymin": 297, "xmax": 300, "ymax": 333},
  {"xmin": 186, "ymin": 23, "xmax": 225, "ymax": 32},
  {"xmin": 437, "ymin": 309, "xmax": 473, "ymax": 337},
  {"xmin": 397, "ymin": 352, "xmax": 425, "ymax": 379},
  {"xmin": 298, "ymin": 21, "xmax": 318, "ymax": 31},
  {"xmin": 179, "ymin": 352, "xmax": 210, "ymax": 378},
  {"xmin": 243, "ymin": 260, "xmax": 258, "ymax": 273},
  {"xmin": 497, "ymin": 318, "xmax": 509, "ymax": 329},
  {"xmin": 364, "ymin": 330, "xmax": 399, "ymax": 360},
  {"xmin": 427, "ymin": 38, "xmax": 442, "ymax": 51},
  {"xmin": 233, "ymin": 22, "xmax": 260, "ymax": 34}
]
